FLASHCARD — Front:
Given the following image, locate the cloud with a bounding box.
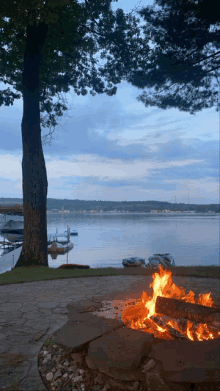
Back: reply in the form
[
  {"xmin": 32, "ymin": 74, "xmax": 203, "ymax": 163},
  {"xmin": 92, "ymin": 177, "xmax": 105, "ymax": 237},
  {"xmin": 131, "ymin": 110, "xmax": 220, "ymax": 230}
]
[{"xmin": 0, "ymin": 63, "xmax": 218, "ymax": 203}]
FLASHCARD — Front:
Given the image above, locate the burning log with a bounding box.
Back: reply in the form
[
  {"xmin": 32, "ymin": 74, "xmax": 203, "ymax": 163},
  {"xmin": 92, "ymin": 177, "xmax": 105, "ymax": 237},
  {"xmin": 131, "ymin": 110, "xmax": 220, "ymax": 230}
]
[
  {"xmin": 121, "ymin": 266, "xmax": 220, "ymax": 341},
  {"xmin": 155, "ymin": 296, "xmax": 220, "ymax": 323},
  {"xmin": 148, "ymin": 316, "xmax": 188, "ymax": 340}
]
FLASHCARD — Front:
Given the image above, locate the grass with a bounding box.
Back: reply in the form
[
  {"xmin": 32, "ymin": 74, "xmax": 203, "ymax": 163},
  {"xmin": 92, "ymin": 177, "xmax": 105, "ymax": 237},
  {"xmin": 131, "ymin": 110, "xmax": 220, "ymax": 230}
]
[
  {"xmin": 0, "ymin": 264, "xmax": 219, "ymax": 286},
  {"xmin": 43, "ymin": 335, "xmax": 57, "ymax": 349}
]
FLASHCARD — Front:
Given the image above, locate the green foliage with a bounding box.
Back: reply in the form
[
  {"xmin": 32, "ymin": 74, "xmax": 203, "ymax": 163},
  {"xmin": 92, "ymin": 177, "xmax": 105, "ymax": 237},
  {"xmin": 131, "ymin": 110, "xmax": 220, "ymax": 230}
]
[
  {"xmin": 0, "ymin": 0, "xmax": 72, "ymax": 27},
  {"xmin": 0, "ymin": 0, "xmax": 150, "ymax": 143},
  {"xmin": 128, "ymin": 0, "xmax": 220, "ymax": 114}
]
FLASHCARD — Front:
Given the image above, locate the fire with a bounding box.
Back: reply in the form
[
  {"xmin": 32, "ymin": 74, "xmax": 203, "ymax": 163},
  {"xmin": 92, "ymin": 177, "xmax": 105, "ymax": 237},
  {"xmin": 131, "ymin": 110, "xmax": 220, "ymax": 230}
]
[{"xmin": 121, "ymin": 265, "xmax": 220, "ymax": 341}]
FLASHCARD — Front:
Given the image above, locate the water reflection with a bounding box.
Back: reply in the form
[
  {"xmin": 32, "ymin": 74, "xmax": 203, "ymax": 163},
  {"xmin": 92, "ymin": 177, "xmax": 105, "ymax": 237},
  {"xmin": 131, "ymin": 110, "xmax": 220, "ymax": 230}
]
[{"xmin": 0, "ymin": 213, "xmax": 219, "ymax": 274}]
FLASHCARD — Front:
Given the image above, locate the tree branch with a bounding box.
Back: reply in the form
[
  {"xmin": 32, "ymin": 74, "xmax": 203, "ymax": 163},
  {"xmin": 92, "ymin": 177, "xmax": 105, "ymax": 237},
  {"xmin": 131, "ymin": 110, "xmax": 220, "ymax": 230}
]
[{"xmin": 187, "ymin": 49, "xmax": 220, "ymax": 67}]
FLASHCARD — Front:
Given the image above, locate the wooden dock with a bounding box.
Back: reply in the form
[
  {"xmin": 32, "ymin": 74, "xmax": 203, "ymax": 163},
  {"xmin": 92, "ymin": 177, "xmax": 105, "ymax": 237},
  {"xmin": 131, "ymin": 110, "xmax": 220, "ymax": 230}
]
[{"xmin": 0, "ymin": 204, "xmax": 23, "ymax": 215}]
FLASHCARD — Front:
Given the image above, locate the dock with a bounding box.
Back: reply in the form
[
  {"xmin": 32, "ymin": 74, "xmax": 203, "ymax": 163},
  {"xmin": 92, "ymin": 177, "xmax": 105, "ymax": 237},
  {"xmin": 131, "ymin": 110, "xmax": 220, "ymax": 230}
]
[
  {"xmin": 0, "ymin": 206, "xmax": 76, "ymax": 273},
  {"xmin": 0, "ymin": 236, "xmax": 74, "ymax": 274},
  {"xmin": 0, "ymin": 204, "xmax": 23, "ymax": 216}
]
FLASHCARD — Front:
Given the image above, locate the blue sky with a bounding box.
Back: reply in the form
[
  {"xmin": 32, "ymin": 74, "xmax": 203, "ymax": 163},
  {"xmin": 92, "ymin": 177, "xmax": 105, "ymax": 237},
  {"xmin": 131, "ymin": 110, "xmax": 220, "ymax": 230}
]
[{"xmin": 0, "ymin": 0, "xmax": 219, "ymax": 204}]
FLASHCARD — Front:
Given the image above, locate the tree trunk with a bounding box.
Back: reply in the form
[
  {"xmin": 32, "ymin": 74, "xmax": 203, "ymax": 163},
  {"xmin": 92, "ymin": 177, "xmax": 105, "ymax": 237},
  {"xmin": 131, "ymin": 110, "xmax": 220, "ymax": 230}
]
[{"xmin": 14, "ymin": 17, "xmax": 49, "ymax": 269}]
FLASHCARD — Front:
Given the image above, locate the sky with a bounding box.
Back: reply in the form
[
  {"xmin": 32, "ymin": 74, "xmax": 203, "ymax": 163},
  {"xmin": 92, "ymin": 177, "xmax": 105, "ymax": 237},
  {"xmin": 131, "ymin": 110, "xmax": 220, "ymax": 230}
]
[{"xmin": 0, "ymin": 0, "xmax": 219, "ymax": 204}]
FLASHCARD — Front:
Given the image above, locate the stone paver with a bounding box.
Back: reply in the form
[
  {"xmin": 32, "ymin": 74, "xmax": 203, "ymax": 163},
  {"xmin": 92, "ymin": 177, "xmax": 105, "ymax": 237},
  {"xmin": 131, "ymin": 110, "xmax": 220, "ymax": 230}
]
[
  {"xmin": 0, "ymin": 274, "xmax": 219, "ymax": 390},
  {"xmin": 0, "ymin": 275, "xmax": 149, "ymax": 390}
]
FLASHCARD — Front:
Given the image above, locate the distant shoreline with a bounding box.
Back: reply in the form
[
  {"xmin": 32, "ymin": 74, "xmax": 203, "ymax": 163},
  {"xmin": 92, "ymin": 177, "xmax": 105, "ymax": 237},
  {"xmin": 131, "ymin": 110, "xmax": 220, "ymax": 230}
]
[
  {"xmin": 0, "ymin": 211, "xmax": 218, "ymax": 216},
  {"xmin": 0, "ymin": 198, "xmax": 219, "ymax": 214}
]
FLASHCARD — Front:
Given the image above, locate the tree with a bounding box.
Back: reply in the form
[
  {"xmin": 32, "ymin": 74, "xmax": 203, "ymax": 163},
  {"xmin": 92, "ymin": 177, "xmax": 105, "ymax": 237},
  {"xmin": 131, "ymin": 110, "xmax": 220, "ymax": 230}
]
[
  {"xmin": 0, "ymin": 0, "xmax": 87, "ymax": 147},
  {"xmin": 0, "ymin": 0, "xmax": 151, "ymax": 268},
  {"xmin": 127, "ymin": 0, "xmax": 220, "ymax": 114}
]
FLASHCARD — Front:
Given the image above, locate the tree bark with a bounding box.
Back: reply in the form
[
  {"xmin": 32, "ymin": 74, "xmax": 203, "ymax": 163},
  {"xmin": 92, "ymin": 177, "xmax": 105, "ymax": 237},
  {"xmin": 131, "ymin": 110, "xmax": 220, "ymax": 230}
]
[
  {"xmin": 155, "ymin": 296, "xmax": 220, "ymax": 324},
  {"xmin": 14, "ymin": 16, "xmax": 49, "ymax": 269}
]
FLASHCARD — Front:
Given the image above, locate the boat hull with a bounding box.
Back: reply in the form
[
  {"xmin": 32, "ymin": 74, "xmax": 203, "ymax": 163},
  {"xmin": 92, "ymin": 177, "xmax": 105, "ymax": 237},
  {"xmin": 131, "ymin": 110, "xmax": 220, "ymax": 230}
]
[
  {"xmin": 122, "ymin": 257, "xmax": 145, "ymax": 267},
  {"xmin": 58, "ymin": 263, "xmax": 90, "ymax": 269},
  {"xmin": 1, "ymin": 233, "xmax": 23, "ymax": 242}
]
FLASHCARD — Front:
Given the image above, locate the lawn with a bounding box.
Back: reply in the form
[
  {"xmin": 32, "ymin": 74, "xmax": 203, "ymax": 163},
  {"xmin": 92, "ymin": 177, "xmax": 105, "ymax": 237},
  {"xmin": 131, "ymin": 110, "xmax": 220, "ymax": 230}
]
[{"xmin": 0, "ymin": 264, "xmax": 219, "ymax": 286}]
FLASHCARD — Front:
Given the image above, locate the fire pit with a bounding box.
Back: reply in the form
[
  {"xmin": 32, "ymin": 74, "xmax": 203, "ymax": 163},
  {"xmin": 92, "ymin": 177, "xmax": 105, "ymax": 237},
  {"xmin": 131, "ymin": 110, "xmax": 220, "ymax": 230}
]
[
  {"xmin": 120, "ymin": 264, "xmax": 220, "ymax": 341},
  {"xmin": 45, "ymin": 266, "xmax": 220, "ymax": 391},
  {"xmin": 92, "ymin": 265, "xmax": 220, "ymax": 342}
]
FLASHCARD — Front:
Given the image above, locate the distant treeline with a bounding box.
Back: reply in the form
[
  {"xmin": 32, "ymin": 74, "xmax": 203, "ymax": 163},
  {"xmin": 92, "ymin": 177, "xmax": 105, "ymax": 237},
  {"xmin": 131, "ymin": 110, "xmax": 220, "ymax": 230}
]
[{"xmin": 0, "ymin": 197, "xmax": 219, "ymax": 213}]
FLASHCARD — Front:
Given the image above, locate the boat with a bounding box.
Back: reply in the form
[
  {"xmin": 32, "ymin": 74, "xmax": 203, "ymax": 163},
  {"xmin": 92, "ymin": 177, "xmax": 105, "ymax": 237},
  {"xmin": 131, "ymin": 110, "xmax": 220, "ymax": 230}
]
[
  {"xmin": 47, "ymin": 241, "xmax": 74, "ymax": 254},
  {"xmin": 0, "ymin": 238, "xmax": 64, "ymax": 274},
  {"xmin": 0, "ymin": 240, "xmax": 23, "ymax": 257},
  {"xmin": 145, "ymin": 253, "xmax": 175, "ymax": 269},
  {"xmin": 0, "ymin": 219, "xmax": 24, "ymax": 242},
  {"xmin": 0, "ymin": 244, "xmax": 23, "ymax": 273},
  {"xmin": 52, "ymin": 233, "xmax": 70, "ymax": 245},
  {"xmin": 0, "ymin": 208, "xmax": 74, "ymax": 261},
  {"xmin": 122, "ymin": 257, "xmax": 146, "ymax": 267},
  {"xmin": 0, "ymin": 218, "xmax": 72, "ymax": 244},
  {"xmin": 58, "ymin": 263, "xmax": 90, "ymax": 269},
  {"xmin": 0, "ymin": 236, "xmax": 55, "ymax": 257},
  {"xmin": 0, "ymin": 232, "xmax": 23, "ymax": 242},
  {"xmin": 64, "ymin": 229, "xmax": 78, "ymax": 236}
]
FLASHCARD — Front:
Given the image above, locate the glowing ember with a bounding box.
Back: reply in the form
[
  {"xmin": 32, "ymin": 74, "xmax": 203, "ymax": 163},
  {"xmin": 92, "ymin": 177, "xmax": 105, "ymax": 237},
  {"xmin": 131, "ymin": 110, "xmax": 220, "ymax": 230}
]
[{"xmin": 121, "ymin": 265, "xmax": 220, "ymax": 341}]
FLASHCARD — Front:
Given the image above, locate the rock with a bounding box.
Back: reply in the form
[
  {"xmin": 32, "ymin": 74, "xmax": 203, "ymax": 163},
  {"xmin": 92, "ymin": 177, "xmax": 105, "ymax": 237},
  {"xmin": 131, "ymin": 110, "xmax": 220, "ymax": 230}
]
[
  {"xmin": 71, "ymin": 352, "xmax": 84, "ymax": 366},
  {"xmin": 39, "ymin": 336, "xmax": 123, "ymax": 391},
  {"xmin": 46, "ymin": 372, "xmax": 53, "ymax": 381},
  {"xmin": 72, "ymin": 374, "xmax": 83, "ymax": 382},
  {"xmin": 150, "ymin": 338, "xmax": 220, "ymax": 383},
  {"xmin": 85, "ymin": 326, "xmax": 155, "ymax": 381},
  {"xmin": 145, "ymin": 362, "xmax": 169, "ymax": 390},
  {"xmin": 53, "ymin": 299, "xmax": 124, "ymax": 353},
  {"xmin": 53, "ymin": 369, "xmax": 62, "ymax": 380},
  {"xmin": 91, "ymin": 385, "xmax": 102, "ymax": 391},
  {"xmin": 94, "ymin": 373, "xmax": 104, "ymax": 385},
  {"xmin": 108, "ymin": 378, "xmax": 140, "ymax": 390},
  {"xmin": 142, "ymin": 358, "xmax": 157, "ymax": 373},
  {"xmin": 39, "ymin": 297, "xmax": 220, "ymax": 391}
]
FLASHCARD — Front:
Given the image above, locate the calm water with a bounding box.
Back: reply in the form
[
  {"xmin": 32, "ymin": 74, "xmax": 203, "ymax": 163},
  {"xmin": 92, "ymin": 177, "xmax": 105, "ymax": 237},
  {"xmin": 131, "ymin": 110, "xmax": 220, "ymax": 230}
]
[{"xmin": 0, "ymin": 213, "xmax": 219, "ymax": 273}]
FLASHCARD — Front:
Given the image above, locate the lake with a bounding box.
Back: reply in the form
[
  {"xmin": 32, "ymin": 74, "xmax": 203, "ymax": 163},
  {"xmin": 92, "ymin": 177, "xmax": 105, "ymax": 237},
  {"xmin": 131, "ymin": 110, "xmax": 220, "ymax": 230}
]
[{"xmin": 0, "ymin": 213, "xmax": 219, "ymax": 273}]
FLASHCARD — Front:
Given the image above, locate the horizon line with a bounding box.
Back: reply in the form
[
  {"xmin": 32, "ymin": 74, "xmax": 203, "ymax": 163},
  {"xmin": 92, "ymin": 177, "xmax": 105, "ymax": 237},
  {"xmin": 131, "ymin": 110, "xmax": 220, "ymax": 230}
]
[{"xmin": 0, "ymin": 197, "xmax": 218, "ymax": 206}]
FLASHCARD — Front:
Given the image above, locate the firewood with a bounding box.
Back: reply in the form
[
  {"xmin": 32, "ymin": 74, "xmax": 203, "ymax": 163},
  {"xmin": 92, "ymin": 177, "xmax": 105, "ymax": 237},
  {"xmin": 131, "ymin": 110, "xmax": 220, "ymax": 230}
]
[
  {"xmin": 148, "ymin": 316, "xmax": 188, "ymax": 340},
  {"xmin": 155, "ymin": 296, "xmax": 220, "ymax": 323},
  {"xmin": 207, "ymin": 312, "xmax": 220, "ymax": 325}
]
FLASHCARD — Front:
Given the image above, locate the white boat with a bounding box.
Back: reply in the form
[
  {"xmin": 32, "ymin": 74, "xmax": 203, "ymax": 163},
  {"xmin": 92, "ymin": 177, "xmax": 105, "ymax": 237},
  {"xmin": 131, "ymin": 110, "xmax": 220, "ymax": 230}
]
[
  {"xmin": 122, "ymin": 257, "xmax": 145, "ymax": 267},
  {"xmin": 64, "ymin": 229, "xmax": 78, "ymax": 236},
  {"xmin": 0, "ymin": 219, "xmax": 24, "ymax": 233},
  {"xmin": 0, "ymin": 219, "xmax": 24, "ymax": 242},
  {"xmin": 146, "ymin": 253, "xmax": 175, "ymax": 269},
  {"xmin": 53, "ymin": 233, "xmax": 70, "ymax": 245},
  {"xmin": 0, "ymin": 244, "xmax": 23, "ymax": 273},
  {"xmin": 0, "ymin": 240, "xmax": 71, "ymax": 274}
]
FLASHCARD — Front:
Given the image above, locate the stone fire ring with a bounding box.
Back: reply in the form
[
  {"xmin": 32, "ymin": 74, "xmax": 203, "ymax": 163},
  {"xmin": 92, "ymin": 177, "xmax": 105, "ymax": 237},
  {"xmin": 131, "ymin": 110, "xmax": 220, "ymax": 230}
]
[{"xmin": 51, "ymin": 283, "xmax": 220, "ymax": 387}]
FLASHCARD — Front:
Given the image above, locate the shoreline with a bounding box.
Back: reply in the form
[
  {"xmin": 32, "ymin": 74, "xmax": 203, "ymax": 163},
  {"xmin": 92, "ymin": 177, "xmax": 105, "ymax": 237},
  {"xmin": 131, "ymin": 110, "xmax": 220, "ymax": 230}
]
[
  {"xmin": 90, "ymin": 265, "xmax": 220, "ymax": 279},
  {"xmin": 0, "ymin": 264, "xmax": 219, "ymax": 286}
]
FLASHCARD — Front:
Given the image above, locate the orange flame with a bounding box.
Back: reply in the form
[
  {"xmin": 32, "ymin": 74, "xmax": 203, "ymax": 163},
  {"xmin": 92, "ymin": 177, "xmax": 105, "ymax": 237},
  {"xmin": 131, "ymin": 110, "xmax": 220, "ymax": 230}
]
[{"xmin": 121, "ymin": 265, "xmax": 220, "ymax": 341}]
